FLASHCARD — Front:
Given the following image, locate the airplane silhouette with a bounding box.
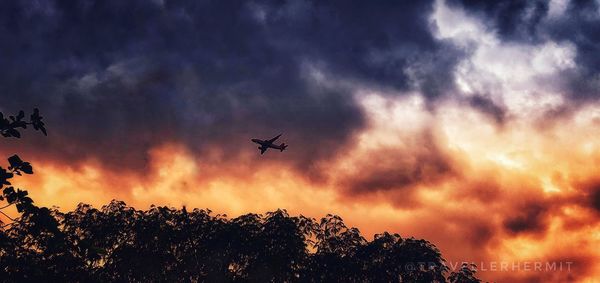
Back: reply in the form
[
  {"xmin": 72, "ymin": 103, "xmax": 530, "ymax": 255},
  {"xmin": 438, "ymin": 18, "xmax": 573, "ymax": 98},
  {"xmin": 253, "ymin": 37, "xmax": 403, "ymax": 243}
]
[{"xmin": 251, "ymin": 134, "xmax": 288, "ymax": 154}]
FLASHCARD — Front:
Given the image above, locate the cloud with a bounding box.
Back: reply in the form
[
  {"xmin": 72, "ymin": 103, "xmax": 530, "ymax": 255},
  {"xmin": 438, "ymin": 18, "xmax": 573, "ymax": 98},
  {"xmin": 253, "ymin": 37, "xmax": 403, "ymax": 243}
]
[
  {"xmin": 0, "ymin": 0, "xmax": 466, "ymax": 176},
  {"xmin": 592, "ymin": 188, "xmax": 600, "ymax": 213},
  {"xmin": 447, "ymin": 0, "xmax": 600, "ymax": 102},
  {"xmin": 582, "ymin": 184, "xmax": 600, "ymax": 214},
  {"xmin": 467, "ymin": 95, "xmax": 507, "ymax": 124},
  {"xmin": 503, "ymin": 202, "xmax": 549, "ymax": 235},
  {"xmin": 337, "ymin": 133, "xmax": 453, "ymax": 195},
  {"xmin": 447, "ymin": 0, "xmax": 549, "ymax": 41}
]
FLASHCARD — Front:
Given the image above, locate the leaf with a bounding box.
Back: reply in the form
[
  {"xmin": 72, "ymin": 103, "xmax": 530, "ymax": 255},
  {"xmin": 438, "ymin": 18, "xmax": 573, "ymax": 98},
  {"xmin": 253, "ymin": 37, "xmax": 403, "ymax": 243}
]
[
  {"xmin": 11, "ymin": 121, "xmax": 27, "ymax": 129},
  {"xmin": 6, "ymin": 155, "xmax": 33, "ymax": 174},
  {"xmin": 20, "ymin": 162, "xmax": 33, "ymax": 174},
  {"xmin": 6, "ymin": 128, "xmax": 20, "ymax": 138},
  {"xmin": 15, "ymin": 202, "xmax": 30, "ymax": 213},
  {"xmin": 16, "ymin": 189, "xmax": 28, "ymax": 198},
  {"xmin": 3, "ymin": 186, "xmax": 15, "ymax": 195},
  {"xmin": 8, "ymin": 155, "xmax": 23, "ymax": 169},
  {"xmin": 0, "ymin": 168, "xmax": 13, "ymax": 186},
  {"xmin": 20, "ymin": 196, "xmax": 32, "ymax": 204},
  {"xmin": 3, "ymin": 187, "xmax": 16, "ymax": 203}
]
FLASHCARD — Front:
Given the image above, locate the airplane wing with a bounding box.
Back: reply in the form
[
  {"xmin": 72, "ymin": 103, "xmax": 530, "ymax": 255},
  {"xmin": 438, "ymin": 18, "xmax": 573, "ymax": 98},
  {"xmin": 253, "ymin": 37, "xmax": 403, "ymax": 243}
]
[
  {"xmin": 260, "ymin": 147, "xmax": 268, "ymax": 154},
  {"xmin": 267, "ymin": 134, "xmax": 282, "ymax": 143}
]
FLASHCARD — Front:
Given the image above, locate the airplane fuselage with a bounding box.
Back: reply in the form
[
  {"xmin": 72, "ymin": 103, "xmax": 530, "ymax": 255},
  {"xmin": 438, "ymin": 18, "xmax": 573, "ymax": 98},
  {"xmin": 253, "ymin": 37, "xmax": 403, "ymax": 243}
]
[
  {"xmin": 251, "ymin": 139, "xmax": 285, "ymax": 149},
  {"xmin": 251, "ymin": 135, "xmax": 288, "ymax": 154}
]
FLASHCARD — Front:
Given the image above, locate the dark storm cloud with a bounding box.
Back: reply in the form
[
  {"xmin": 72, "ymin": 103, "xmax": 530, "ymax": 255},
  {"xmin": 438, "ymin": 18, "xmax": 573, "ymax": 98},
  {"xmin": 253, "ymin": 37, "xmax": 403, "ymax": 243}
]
[
  {"xmin": 339, "ymin": 132, "xmax": 453, "ymax": 196},
  {"xmin": 588, "ymin": 186, "xmax": 600, "ymax": 213},
  {"xmin": 449, "ymin": 0, "xmax": 600, "ymax": 101},
  {"xmin": 447, "ymin": 0, "xmax": 549, "ymax": 41},
  {"xmin": 468, "ymin": 95, "xmax": 507, "ymax": 124},
  {"xmin": 503, "ymin": 202, "xmax": 549, "ymax": 235},
  {"xmin": 545, "ymin": 0, "xmax": 600, "ymax": 100},
  {"xmin": 0, "ymin": 0, "xmax": 461, "ymax": 173},
  {"xmin": 464, "ymin": 220, "xmax": 496, "ymax": 246},
  {"xmin": 342, "ymin": 150, "xmax": 452, "ymax": 194}
]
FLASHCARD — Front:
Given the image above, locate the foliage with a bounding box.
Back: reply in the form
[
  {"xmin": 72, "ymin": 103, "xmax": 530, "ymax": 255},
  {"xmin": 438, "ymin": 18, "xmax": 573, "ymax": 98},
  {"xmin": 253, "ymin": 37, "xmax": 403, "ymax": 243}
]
[
  {"xmin": 0, "ymin": 108, "xmax": 46, "ymax": 138},
  {"xmin": 0, "ymin": 109, "xmax": 47, "ymax": 228},
  {"xmin": 0, "ymin": 202, "xmax": 475, "ymax": 282}
]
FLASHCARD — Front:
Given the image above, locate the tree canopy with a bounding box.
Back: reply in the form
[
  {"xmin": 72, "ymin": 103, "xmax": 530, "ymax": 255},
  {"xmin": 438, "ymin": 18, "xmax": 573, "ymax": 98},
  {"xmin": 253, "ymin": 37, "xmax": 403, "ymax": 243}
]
[{"xmin": 2, "ymin": 201, "xmax": 482, "ymax": 282}]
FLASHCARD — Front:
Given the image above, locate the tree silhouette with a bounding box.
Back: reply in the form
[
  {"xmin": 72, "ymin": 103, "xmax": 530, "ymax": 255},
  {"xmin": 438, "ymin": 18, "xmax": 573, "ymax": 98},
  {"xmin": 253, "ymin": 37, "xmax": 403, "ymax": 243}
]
[
  {"xmin": 0, "ymin": 109, "xmax": 47, "ymax": 228},
  {"xmin": 2, "ymin": 200, "xmax": 484, "ymax": 282},
  {"xmin": 0, "ymin": 109, "xmax": 79, "ymax": 282}
]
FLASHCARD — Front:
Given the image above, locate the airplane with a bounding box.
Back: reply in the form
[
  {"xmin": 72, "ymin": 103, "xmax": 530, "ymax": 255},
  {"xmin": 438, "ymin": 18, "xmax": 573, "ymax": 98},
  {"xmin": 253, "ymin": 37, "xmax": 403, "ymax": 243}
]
[{"xmin": 251, "ymin": 134, "xmax": 288, "ymax": 154}]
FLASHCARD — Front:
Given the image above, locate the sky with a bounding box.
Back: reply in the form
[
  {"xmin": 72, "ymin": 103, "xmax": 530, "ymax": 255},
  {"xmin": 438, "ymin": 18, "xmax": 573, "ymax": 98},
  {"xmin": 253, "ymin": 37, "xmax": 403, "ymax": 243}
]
[{"xmin": 1, "ymin": 0, "xmax": 600, "ymax": 281}]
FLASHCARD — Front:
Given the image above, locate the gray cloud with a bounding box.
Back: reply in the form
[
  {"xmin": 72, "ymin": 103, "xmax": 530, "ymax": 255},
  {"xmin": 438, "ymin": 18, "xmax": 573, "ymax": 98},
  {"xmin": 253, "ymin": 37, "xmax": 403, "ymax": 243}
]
[
  {"xmin": 0, "ymin": 0, "xmax": 462, "ymax": 175},
  {"xmin": 449, "ymin": 0, "xmax": 600, "ymax": 101}
]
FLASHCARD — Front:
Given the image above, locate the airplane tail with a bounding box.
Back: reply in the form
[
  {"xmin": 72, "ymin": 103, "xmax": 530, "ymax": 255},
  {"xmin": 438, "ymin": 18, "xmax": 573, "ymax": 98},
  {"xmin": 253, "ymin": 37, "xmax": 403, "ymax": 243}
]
[{"xmin": 280, "ymin": 143, "xmax": 287, "ymax": 152}]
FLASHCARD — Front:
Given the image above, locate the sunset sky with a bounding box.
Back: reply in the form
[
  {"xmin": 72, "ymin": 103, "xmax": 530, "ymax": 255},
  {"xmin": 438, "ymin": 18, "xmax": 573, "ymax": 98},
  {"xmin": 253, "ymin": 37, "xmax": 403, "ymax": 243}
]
[{"xmin": 1, "ymin": 0, "xmax": 600, "ymax": 281}]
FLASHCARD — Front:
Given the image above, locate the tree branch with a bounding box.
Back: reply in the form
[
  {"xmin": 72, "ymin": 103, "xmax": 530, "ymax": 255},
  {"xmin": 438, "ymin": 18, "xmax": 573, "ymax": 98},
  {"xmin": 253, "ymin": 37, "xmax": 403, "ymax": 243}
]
[
  {"xmin": 0, "ymin": 203, "xmax": 13, "ymax": 210},
  {"xmin": 0, "ymin": 222, "xmax": 13, "ymax": 229},
  {"xmin": 0, "ymin": 209, "xmax": 15, "ymax": 221}
]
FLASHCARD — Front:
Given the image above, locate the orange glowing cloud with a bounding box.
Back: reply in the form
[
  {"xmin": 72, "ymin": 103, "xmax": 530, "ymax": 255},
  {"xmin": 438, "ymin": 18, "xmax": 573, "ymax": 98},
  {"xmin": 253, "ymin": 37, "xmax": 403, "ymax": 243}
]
[{"xmin": 3, "ymin": 88, "xmax": 598, "ymax": 282}]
